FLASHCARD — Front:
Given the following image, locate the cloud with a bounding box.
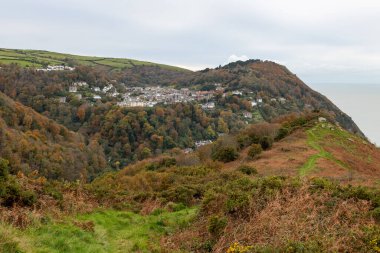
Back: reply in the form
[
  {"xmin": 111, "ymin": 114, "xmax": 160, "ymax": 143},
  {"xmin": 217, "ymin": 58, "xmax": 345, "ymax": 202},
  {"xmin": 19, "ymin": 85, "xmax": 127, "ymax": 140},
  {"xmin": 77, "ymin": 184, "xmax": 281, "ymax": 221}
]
[
  {"xmin": 1, "ymin": 0, "xmax": 380, "ymax": 83},
  {"xmin": 227, "ymin": 54, "xmax": 249, "ymax": 63}
]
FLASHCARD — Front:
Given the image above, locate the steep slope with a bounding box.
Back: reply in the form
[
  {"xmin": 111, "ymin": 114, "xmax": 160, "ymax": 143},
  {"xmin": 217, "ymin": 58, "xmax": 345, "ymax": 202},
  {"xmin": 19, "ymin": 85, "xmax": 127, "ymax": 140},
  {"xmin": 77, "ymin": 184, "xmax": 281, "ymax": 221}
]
[
  {"xmin": 1, "ymin": 115, "xmax": 380, "ymax": 253},
  {"xmin": 0, "ymin": 91, "xmax": 107, "ymax": 180},
  {"xmin": 228, "ymin": 121, "xmax": 380, "ymax": 186},
  {"xmin": 180, "ymin": 60, "xmax": 364, "ymax": 137}
]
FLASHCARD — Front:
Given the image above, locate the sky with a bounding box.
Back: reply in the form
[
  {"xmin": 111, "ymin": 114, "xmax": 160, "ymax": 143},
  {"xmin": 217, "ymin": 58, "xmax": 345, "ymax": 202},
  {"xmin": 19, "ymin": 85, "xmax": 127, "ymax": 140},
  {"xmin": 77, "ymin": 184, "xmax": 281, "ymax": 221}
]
[{"xmin": 1, "ymin": 0, "xmax": 379, "ymax": 143}]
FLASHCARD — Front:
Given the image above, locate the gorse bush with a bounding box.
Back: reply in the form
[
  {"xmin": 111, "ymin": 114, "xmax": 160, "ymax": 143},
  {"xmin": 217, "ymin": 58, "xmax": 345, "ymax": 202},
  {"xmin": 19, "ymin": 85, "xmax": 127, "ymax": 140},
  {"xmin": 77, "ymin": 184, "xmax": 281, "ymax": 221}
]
[
  {"xmin": 238, "ymin": 165, "xmax": 258, "ymax": 175},
  {"xmin": 0, "ymin": 158, "xmax": 37, "ymax": 207},
  {"xmin": 212, "ymin": 147, "xmax": 238, "ymax": 163},
  {"xmin": 247, "ymin": 144, "xmax": 262, "ymax": 158},
  {"xmin": 208, "ymin": 215, "xmax": 227, "ymax": 237}
]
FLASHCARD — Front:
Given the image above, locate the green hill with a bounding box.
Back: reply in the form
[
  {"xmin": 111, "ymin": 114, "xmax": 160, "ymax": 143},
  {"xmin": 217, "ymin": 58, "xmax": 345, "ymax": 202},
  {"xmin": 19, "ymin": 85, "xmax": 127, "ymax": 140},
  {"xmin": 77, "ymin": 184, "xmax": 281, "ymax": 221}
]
[{"xmin": 0, "ymin": 48, "xmax": 189, "ymax": 71}]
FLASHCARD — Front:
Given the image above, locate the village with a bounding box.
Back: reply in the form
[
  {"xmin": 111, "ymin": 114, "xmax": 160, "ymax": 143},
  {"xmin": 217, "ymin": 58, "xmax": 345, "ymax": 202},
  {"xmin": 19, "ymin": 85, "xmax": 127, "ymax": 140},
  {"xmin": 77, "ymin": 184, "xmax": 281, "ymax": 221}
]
[{"xmin": 60, "ymin": 81, "xmax": 288, "ymax": 116}]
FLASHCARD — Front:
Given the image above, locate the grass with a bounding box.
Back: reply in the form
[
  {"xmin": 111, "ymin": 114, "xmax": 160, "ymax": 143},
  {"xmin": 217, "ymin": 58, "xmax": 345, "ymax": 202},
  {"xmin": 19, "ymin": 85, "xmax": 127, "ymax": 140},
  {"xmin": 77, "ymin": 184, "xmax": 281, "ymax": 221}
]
[
  {"xmin": 0, "ymin": 207, "xmax": 198, "ymax": 253},
  {"xmin": 0, "ymin": 48, "xmax": 189, "ymax": 71},
  {"xmin": 299, "ymin": 123, "xmax": 351, "ymax": 176},
  {"xmin": 251, "ymin": 109, "xmax": 264, "ymax": 123}
]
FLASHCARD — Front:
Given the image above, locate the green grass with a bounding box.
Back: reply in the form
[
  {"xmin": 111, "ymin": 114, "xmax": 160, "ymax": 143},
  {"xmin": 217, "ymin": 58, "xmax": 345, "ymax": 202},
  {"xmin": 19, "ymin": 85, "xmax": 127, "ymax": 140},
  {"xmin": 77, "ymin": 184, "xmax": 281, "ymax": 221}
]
[
  {"xmin": 299, "ymin": 123, "xmax": 351, "ymax": 176},
  {"xmin": 1, "ymin": 207, "xmax": 198, "ymax": 253},
  {"xmin": 251, "ymin": 109, "xmax": 264, "ymax": 123},
  {"xmin": 0, "ymin": 48, "xmax": 189, "ymax": 71}
]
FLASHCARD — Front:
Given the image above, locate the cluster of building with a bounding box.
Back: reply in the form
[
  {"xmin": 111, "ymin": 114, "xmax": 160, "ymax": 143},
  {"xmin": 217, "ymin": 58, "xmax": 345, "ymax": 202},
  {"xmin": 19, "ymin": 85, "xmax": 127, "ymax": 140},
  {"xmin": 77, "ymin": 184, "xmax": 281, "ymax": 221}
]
[
  {"xmin": 195, "ymin": 140, "xmax": 213, "ymax": 147},
  {"xmin": 58, "ymin": 81, "xmax": 288, "ymax": 116},
  {"xmin": 37, "ymin": 65, "xmax": 75, "ymax": 72},
  {"xmin": 116, "ymin": 86, "xmax": 218, "ymax": 108}
]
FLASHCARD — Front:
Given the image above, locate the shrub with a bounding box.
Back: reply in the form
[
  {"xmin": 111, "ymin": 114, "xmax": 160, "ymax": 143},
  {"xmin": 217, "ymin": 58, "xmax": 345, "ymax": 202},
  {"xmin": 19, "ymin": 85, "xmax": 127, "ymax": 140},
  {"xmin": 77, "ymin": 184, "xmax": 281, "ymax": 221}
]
[
  {"xmin": 159, "ymin": 157, "xmax": 177, "ymax": 167},
  {"xmin": 20, "ymin": 190, "xmax": 37, "ymax": 206},
  {"xmin": 1, "ymin": 183, "xmax": 22, "ymax": 207},
  {"xmin": 212, "ymin": 147, "xmax": 238, "ymax": 163},
  {"xmin": 237, "ymin": 134, "xmax": 252, "ymax": 149},
  {"xmin": 261, "ymin": 176, "xmax": 285, "ymax": 191},
  {"xmin": 309, "ymin": 177, "xmax": 336, "ymax": 192},
  {"xmin": 247, "ymin": 144, "xmax": 262, "ymax": 158},
  {"xmin": 227, "ymin": 242, "xmax": 253, "ymax": 253},
  {"xmin": 275, "ymin": 127, "xmax": 290, "ymax": 141},
  {"xmin": 208, "ymin": 215, "xmax": 227, "ymax": 237},
  {"xmin": 1, "ymin": 182, "xmax": 37, "ymax": 207},
  {"xmin": 238, "ymin": 165, "xmax": 258, "ymax": 175},
  {"xmin": 43, "ymin": 184, "xmax": 63, "ymax": 201},
  {"xmin": 161, "ymin": 185, "xmax": 202, "ymax": 206},
  {"xmin": 225, "ymin": 191, "xmax": 250, "ymax": 215},
  {"xmin": 259, "ymin": 136, "xmax": 273, "ymax": 150},
  {"xmin": 145, "ymin": 157, "xmax": 177, "ymax": 171},
  {"xmin": 0, "ymin": 158, "xmax": 9, "ymax": 181},
  {"xmin": 371, "ymin": 208, "xmax": 380, "ymax": 222}
]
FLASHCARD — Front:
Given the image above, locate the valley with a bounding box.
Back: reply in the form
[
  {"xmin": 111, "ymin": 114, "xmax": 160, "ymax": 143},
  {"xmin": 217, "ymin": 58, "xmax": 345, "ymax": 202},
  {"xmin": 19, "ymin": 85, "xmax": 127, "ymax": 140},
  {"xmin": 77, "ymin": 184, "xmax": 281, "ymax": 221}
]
[{"xmin": 0, "ymin": 49, "xmax": 379, "ymax": 252}]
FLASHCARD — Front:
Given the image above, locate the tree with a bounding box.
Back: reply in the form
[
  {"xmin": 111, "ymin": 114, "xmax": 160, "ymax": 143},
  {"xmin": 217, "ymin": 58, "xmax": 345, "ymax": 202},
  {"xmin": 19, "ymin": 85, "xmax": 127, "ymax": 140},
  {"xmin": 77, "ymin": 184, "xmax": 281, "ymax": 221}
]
[
  {"xmin": 212, "ymin": 147, "xmax": 238, "ymax": 163},
  {"xmin": 259, "ymin": 136, "xmax": 273, "ymax": 150},
  {"xmin": 217, "ymin": 118, "xmax": 229, "ymax": 134}
]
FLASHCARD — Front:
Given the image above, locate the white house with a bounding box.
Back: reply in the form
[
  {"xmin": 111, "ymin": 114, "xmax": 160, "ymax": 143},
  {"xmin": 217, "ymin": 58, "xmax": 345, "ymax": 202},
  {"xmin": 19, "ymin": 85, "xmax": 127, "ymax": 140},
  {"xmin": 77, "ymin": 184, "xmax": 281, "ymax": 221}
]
[
  {"xmin": 243, "ymin": 111, "xmax": 252, "ymax": 119},
  {"xmin": 73, "ymin": 81, "xmax": 88, "ymax": 87},
  {"xmin": 251, "ymin": 101, "xmax": 257, "ymax": 107},
  {"xmin": 69, "ymin": 86, "xmax": 77, "ymax": 93},
  {"xmin": 93, "ymin": 95, "xmax": 102, "ymax": 100},
  {"xmin": 201, "ymin": 102, "xmax": 215, "ymax": 110},
  {"xmin": 93, "ymin": 87, "xmax": 101, "ymax": 92},
  {"xmin": 232, "ymin": 90, "xmax": 243, "ymax": 96},
  {"xmin": 102, "ymin": 84, "xmax": 114, "ymax": 93}
]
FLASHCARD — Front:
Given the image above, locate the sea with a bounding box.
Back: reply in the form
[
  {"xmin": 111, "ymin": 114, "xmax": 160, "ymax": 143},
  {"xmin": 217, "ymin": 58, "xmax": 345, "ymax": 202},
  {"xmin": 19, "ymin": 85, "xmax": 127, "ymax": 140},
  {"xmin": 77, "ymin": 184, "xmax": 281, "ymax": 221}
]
[{"xmin": 309, "ymin": 83, "xmax": 380, "ymax": 146}]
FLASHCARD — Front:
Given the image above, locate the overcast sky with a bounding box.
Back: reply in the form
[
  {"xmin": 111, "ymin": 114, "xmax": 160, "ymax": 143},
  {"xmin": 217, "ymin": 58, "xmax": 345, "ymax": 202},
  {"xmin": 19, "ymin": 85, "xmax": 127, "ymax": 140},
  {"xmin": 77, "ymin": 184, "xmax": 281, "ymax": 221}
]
[{"xmin": 1, "ymin": 0, "xmax": 379, "ymax": 142}]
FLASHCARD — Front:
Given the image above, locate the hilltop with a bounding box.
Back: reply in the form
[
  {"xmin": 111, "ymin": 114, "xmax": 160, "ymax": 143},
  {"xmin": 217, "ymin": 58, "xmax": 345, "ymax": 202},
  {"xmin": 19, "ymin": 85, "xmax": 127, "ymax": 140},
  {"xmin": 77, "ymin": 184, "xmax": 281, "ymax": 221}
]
[{"xmin": 0, "ymin": 48, "xmax": 189, "ymax": 71}]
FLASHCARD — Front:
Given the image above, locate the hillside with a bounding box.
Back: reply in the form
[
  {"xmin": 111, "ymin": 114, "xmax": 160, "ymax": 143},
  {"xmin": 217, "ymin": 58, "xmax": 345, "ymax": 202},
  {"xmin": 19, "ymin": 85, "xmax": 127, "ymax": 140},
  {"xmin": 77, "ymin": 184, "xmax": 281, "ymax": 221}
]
[
  {"xmin": 1, "ymin": 115, "xmax": 380, "ymax": 252},
  {"xmin": 0, "ymin": 48, "xmax": 189, "ymax": 71},
  {"xmin": 178, "ymin": 60, "xmax": 364, "ymax": 137},
  {"xmin": 0, "ymin": 91, "xmax": 107, "ymax": 180},
  {"xmin": 0, "ymin": 53, "xmax": 365, "ymax": 171},
  {"xmin": 226, "ymin": 118, "xmax": 380, "ymax": 186},
  {"xmin": 1, "ymin": 50, "xmax": 378, "ymax": 251}
]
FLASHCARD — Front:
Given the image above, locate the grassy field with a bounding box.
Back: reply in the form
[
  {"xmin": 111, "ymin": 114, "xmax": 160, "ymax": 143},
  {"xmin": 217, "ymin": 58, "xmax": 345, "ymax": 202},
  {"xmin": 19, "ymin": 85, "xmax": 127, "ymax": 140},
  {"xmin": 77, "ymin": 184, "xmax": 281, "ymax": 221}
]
[
  {"xmin": 0, "ymin": 48, "xmax": 189, "ymax": 71},
  {"xmin": 299, "ymin": 123, "xmax": 351, "ymax": 176},
  {"xmin": 0, "ymin": 207, "xmax": 198, "ymax": 253}
]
